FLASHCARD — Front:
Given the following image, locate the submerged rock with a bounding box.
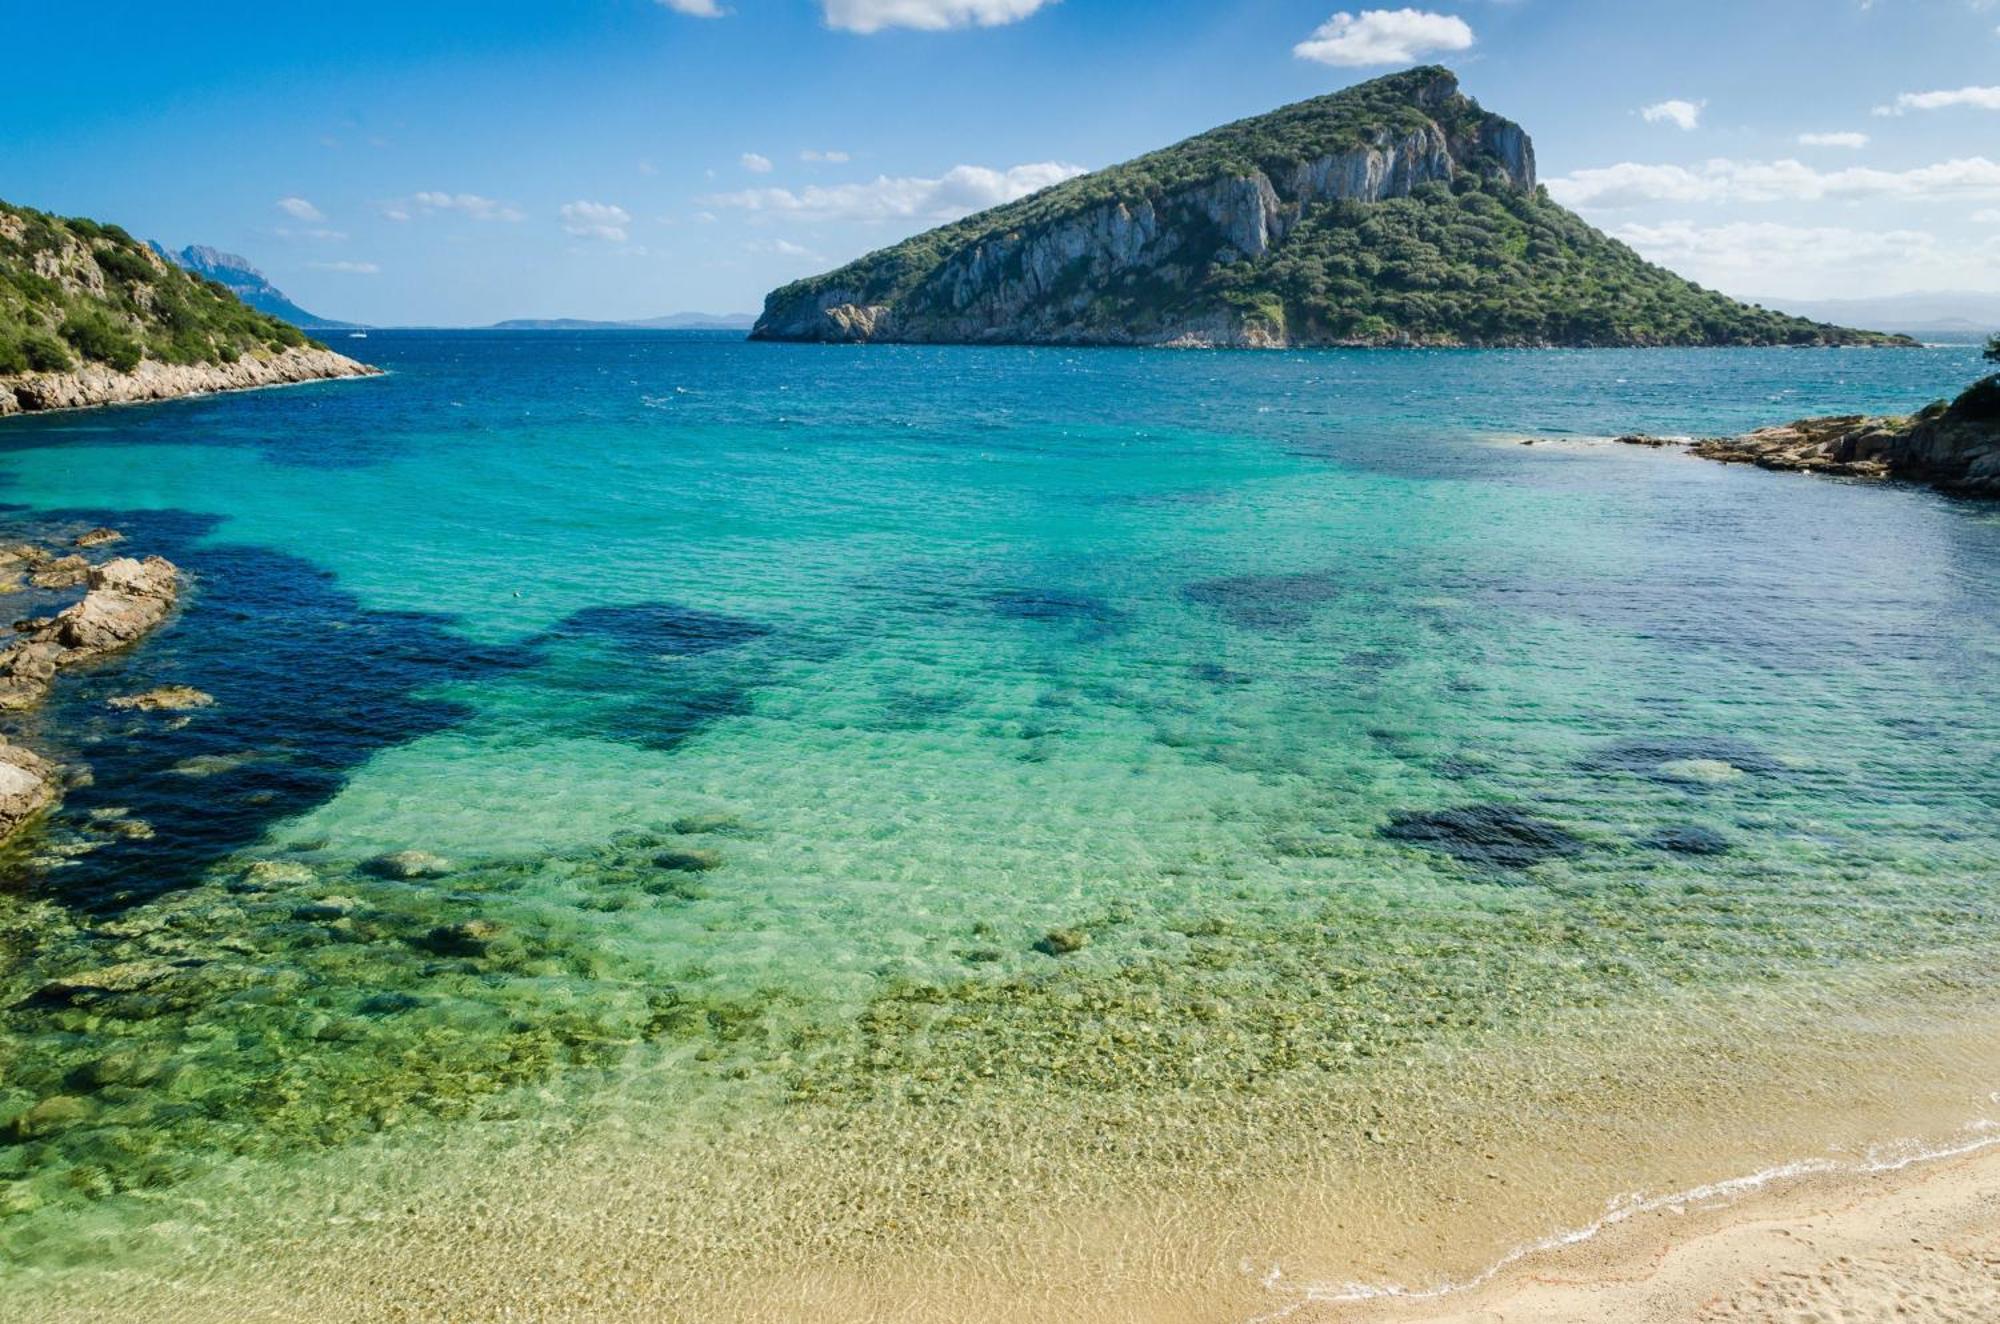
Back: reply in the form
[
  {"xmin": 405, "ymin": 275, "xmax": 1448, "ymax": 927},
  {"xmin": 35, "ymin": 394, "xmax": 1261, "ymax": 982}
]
[
  {"xmin": 653, "ymin": 848, "xmax": 723, "ymax": 873},
  {"xmin": 107, "ymin": 684, "xmax": 214, "ymax": 712},
  {"xmin": 32, "ymin": 960, "xmax": 179, "ymax": 1005},
  {"xmin": 239, "ymin": 859, "xmax": 317, "ymax": 889},
  {"xmin": 1381, "ymin": 804, "xmax": 1586, "ymax": 871},
  {"xmin": 1036, "ymin": 927, "xmax": 1091, "ymax": 956},
  {"xmin": 1182, "ymin": 570, "xmax": 1343, "ymax": 631},
  {"xmin": 73, "ymin": 527, "xmax": 124, "ymax": 549},
  {"xmin": 1580, "ymin": 737, "xmax": 1782, "ymax": 780},
  {"xmin": 365, "ymin": 850, "xmax": 455, "ymax": 879},
  {"xmin": 1655, "ymin": 758, "xmax": 1744, "ymax": 786},
  {"xmin": 419, "ymin": 919, "xmax": 507, "ymax": 957}
]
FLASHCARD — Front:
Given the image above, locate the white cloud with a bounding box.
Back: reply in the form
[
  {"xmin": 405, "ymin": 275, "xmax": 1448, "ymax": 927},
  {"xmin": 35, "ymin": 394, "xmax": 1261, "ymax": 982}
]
[
  {"xmin": 560, "ymin": 200, "xmax": 633, "ymax": 242},
  {"xmin": 388, "ymin": 192, "xmax": 526, "ymax": 222},
  {"xmin": 1547, "ymin": 156, "xmax": 2000, "ymax": 208},
  {"xmin": 1293, "ymin": 9, "xmax": 1474, "ymax": 66},
  {"xmin": 656, "ymin": 0, "xmax": 725, "ymax": 14},
  {"xmin": 1797, "ymin": 131, "xmax": 1869, "ymax": 149},
  {"xmin": 275, "ymin": 196, "xmax": 325, "ymax": 221},
  {"xmin": 821, "ymin": 0, "xmax": 1056, "ymax": 33},
  {"xmin": 307, "ymin": 260, "xmax": 380, "ymax": 274},
  {"xmin": 1610, "ymin": 219, "xmax": 2000, "ymax": 299},
  {"xmin": 801, "ymin": 149, "xmax": 852, "ymax": 164},
  {"xmin": 1641, "ymin": 99, "xmax": 1704, "ymax": 131},
  {"xmin": 741, "ymin": 152, "xmax": 774, "ymax": 174},
  {"xmin": 1875, "ymin": 85, "xmax": 2000, "ymax": 115},
  {"xmin": 702, "ymin": 160, "xmax": 1086, "ymax": 222}
]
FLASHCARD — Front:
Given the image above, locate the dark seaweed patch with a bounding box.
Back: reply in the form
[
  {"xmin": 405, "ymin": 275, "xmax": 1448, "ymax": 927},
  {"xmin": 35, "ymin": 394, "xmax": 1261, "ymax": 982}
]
[
  {"xmin": 5, "ymin": 508, "xmax": 537, "ymax": 914},
  {"xmin": 538, "ymin": 602, "xmax": 772, "ymax": 657},
  {"xmin": 1381, "ymin": 804, "xmax": 1587, "ymax": 872},
  {"xmin": 1182, "ymin": 570, "xmax": 1342, "ymax": 632},
  {"xmin": 1579, "ymin": 736, "xmax": 1784, "ymax": 778},
  {"xmin": 987, "ymin": 588, "xmax": 1122, "ymax": 642},
  {"xmin": 1639, "ymin": 824, "xmax": 1732, "ymax": 855}
]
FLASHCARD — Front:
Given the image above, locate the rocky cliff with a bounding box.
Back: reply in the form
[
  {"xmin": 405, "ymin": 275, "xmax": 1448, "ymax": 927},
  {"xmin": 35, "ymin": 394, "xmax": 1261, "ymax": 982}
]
[
  {"xmin": 753, "ymin": 68, "xmax": 1904, "ymax": 350},
  {"xmin": 1, "ymin": 199, "xmax": 376, "ymax": 415}
]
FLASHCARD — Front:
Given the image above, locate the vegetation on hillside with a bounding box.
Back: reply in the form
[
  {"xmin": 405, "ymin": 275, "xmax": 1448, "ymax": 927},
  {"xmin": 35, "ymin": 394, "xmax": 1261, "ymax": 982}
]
[
  {"xmin": 0, "ymin": 199, "xmax": 317, "ymax": 377},
  {"xmin": 759, "ymin": 68, "xmax": 1905, "ymax": 348},
  {"xmin": 1984, "ymin": 332, "xmax": 1999, "ymax": 365}
]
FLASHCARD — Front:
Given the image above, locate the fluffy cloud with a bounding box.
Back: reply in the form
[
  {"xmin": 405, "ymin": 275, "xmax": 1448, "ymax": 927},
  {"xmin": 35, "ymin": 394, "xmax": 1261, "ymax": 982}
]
[
  {"xmin": 275, "ymin": 196, "xmax": 325, "ymax": 221},
  {"xmin": 1293, "ymin": 9, "xmax": 1474, "ymax": 66},
  {"xmin": 1610, "ymin": 219, "xmax": 2000, "ymax": 298},
  {"xmin": 701, "ymin": 160, "xmax": 1087, "ymax": 222},
  {"xmin": 1547, "ymin": 156, "xmax": 2000, "ymax": 208},
  {"xmin": 1641, "ymin": 99, "xmax": 1704, "ymax": 131},
  {"xmin": 385, "ymin": 192, "xmax": 525, "ymax": 223},
  {"xmin": 560, "ymin": 201, "xmax": 633, "ymax": 242},
  {"xmin": 741, "ymin": 152, "xmax": 774, "ymax": 174},
  {"xmin": 821, "ymin": 0, "xmax": 1056, "ymax": 33},
  {"xmin": 1875, "ymin": 85, "xmax": 2000, "ymax": 116},
  {"xmin": 657, "ymin": 0, "xmax": 725, "ymax": 13},
  {"xmin": 801, "ymin": 149, "xmax": 852, "ymax": 164},
  {"xmin": 1797, "ymin": 131, "xmax": 1869, "ymax": 149},
  {"xmin": 307, "ymin": 260, "xmax": 380, "ymax": 274}
]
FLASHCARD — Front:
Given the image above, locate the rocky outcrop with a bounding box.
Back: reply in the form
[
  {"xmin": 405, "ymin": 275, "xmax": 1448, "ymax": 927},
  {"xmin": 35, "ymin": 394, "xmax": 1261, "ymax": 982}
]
[
  {"xmin": 0, "ymin": 345, "xmax": 377, "ymax": 418},
  {"xmin": 0, "ymin": 551, "xmax": 182, "ymax": 844},
  {"xmin": 0, "ymin": 554, "xmax": 180, "ymax": 711},
  {"xmin": 0, "ymin": 740, "xmax": 59, "ymax": 842},
  {"xmin": 1615, "ymin": 376, "xmax": 2000, "ymax": 497}
]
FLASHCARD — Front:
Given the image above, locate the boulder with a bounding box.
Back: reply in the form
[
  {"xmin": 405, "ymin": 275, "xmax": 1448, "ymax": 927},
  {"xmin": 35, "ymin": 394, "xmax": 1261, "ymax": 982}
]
[
  {"xmin": 366, "ymin": 850, "xmax": 455, "ymax": 879},
  {"xmin": 73, "ymin": 527, "xmax": 124, "ymax": 548},
  {"xmin": 29, "ymin": 554, "xmax": 91, "ymax": 589},
  {"xmin": 107, "ymin": 684, "xmax": 214, "ymax": 712}
]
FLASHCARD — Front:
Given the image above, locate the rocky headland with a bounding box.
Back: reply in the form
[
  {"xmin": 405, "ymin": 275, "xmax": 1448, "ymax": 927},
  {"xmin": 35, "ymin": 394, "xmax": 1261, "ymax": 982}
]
[
  {"xmin": 1610, "ymin": 372, "xmax": 2000, "ymax": 498},
  {"xmin": 0, "ymin": 537, "xmax": 183, "ymax": 843},
  {"xmin": 1, "ymin": 199, "xmax": 378, "ymax": 418},
  {"xmin": 753, "ymin": 67, "xmax": 1908, "ymax": 350}
]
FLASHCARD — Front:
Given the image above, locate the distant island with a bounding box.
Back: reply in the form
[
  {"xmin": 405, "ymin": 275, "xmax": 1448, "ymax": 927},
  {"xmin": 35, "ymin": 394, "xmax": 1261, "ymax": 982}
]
[
  {"xmin": 487, "ymin": 313, "xmax": 756, "ymax": 331},
  {"xmin": 753, "ymin": 67, "xmax": 1912, "ymax": 350},
  {"xmin": 0, "ymin": 200, "xmax": 375, "ymax": 417},
  {"xmin": 152, "ymin": 243, "xmax": 362, "ymax": 332}
]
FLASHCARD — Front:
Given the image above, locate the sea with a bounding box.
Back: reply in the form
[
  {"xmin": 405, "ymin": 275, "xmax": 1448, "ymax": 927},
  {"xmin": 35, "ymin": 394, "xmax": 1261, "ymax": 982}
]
[{"xmin": 0, "ymin": 331, "xmax": 1995, "ymax": 1322}]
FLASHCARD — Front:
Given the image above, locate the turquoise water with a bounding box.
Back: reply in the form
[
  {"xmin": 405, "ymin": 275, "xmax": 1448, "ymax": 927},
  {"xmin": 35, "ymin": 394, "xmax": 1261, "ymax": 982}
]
[{"xmin": 1, "ymin": 334, "xmax": 1998, "ymax": 1319}]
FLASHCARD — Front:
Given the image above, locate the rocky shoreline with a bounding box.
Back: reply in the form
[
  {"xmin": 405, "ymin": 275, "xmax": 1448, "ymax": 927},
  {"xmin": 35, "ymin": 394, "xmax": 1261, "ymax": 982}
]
[
  {"xmin": 1606, "ymin": 374, "xmax": 2000, "ymax": 498},
  {"xmin": 0, "ymin": 345, "xmax": 376, "ymax": 418},
  {"xmin": 0, "ymin": 536, "xmax": 183, "ymax": 843}
]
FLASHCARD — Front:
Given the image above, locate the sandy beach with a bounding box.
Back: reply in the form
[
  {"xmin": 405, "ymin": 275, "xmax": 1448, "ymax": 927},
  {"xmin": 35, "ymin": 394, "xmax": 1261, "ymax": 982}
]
[{"xmin": 1328, "ymin": 1138, "xmax": 2000, "ymax": 1324}]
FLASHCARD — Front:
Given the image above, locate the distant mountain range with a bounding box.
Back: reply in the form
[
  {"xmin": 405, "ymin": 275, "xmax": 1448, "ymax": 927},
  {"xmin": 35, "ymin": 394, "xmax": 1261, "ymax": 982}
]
[
  {"xmin": 485, "ymin": 313, "xmax": 756, "ymax": 331},
  {"xmin": 1751, "ymin": 293, "xmax": 2000, "ymax": 341},
  {"xmin": 149, "ymin": 243, "xmax": 361, "ymax": 331}
]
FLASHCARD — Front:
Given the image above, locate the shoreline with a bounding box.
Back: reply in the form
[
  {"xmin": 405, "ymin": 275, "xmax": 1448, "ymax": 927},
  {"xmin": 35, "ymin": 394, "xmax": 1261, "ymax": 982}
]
[
  {"xmin": 0, "ymin": 344, "xmax": 378, "ymax": 419},
  {"xmin": 1316, "ymin": 1122, "xmax": 2000, "ymax": 1323}
]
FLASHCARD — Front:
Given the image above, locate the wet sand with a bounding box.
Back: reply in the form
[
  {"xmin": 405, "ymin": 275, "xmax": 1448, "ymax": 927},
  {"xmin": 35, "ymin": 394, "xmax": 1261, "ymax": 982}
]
[{"xmin": 1329, "ymin": 1139, "xmax": 2000, "ymax": 1324}]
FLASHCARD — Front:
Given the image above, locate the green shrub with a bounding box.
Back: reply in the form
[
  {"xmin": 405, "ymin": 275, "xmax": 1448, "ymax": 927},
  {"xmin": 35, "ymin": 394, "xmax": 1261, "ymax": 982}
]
[
  {"xmin": 1983, "ymin": 333, "xmax": 1998, "ymax": 365},
  {"xmin": 60, "ymin": 311, "xmax": 142, "ymax": 371},
  {"xmin": 95, "ymin": 244, "xmax": 155, "ymax": 285},
  {"xmin": 21, "ymin": 329, "xmax": 73, "ymax": 371}
]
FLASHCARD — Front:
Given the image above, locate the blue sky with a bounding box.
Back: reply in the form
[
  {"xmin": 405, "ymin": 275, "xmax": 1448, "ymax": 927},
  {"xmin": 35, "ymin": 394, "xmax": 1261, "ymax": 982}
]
[{"xmin": 7, "ymin": 0, "xmax": 1999, "ymax": 324}]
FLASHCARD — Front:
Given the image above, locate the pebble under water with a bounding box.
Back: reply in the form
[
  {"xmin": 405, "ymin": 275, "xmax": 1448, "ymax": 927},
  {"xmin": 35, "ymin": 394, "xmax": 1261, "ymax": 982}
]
[{"xmin": 0, "ymin": 333, "xmax": 1997, "ymax": 1322}]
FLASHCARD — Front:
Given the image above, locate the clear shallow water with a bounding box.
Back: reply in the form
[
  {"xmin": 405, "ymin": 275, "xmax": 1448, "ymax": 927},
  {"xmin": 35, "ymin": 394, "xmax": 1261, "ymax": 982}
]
[{"xmin": 0, "ymin": 334, "xmax": 1997, "ymax": 1320}]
